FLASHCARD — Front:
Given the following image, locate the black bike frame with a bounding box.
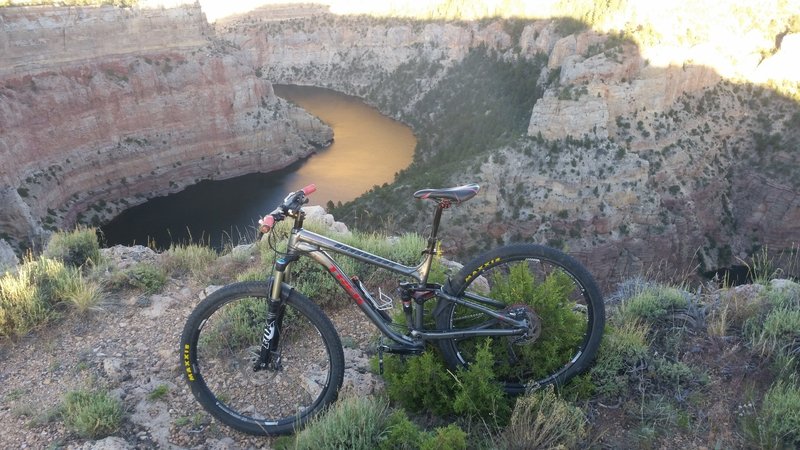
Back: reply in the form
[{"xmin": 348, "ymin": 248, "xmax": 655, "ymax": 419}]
[{"xmin": 269, "ymin": 206, "xmax": 529, "ymax": 348}]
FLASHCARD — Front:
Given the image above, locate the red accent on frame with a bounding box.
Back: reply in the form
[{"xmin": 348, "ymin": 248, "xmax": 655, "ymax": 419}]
[{"xmin": 328, "ymin": 266, "xmax": 364, "ymax": 305}]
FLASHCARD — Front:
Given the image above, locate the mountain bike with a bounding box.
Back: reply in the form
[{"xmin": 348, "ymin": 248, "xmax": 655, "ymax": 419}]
[{"xmin": 180, "ymin": 183, "xmax": 605, "ymax": 436}]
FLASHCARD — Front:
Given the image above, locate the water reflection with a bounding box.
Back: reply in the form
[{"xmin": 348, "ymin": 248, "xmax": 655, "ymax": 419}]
[{"xmin": 100, "ymin": 85, "xmax": 415, "ymax": 249}]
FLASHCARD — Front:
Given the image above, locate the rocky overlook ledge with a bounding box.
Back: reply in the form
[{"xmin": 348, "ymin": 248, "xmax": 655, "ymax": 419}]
[{"xmin": 0, "ymin": 3, "xmax": 332, "ymax": 253}]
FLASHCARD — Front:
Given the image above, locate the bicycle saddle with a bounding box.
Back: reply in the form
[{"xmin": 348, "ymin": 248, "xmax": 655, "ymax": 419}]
[{"xmin": 413, "ymin": 183, "xmax": 480, "ymax": 204}]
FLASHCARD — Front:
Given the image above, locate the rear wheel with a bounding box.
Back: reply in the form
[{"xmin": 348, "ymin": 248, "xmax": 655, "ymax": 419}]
[
  {"xmin": 436, "ymin": 244, "xmax": 605, "ymax": 394},
  {"xmin": 180, "ymin": 281, "xmax": 344, "ymax": 435}
]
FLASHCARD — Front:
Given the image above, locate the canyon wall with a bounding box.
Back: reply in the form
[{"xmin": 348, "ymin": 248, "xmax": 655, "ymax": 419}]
[
  {"xmin": 0, "ymin": 4, "xmax": 332, "ymax": 252},
  {"xmin": 212, "ymin": 6, "xmax": 799, "ymax": 283},
  {"xmin": 2, "ymin": 2, "xmax": 797, "ymax": 284}
]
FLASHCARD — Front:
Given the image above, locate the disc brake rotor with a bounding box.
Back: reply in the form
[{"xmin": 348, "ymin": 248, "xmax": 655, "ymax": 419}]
[{"xmin": 506, "ymin": 304, "xmax": 541, "ymax": 345}]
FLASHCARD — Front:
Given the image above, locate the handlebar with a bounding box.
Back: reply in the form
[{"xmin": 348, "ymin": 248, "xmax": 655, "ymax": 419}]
[{"xmin": 258, "ymin": 184, "xmax": 316, "ymax": 233}]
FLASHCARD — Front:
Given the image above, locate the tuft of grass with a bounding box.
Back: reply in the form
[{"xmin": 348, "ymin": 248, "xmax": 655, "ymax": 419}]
[
  {"xmin": 148, "ymin": 384, "xmax": 169, "ymax": 401},
  {"xmin": 0, "ymin": 256, "xmax": 103, "ymax": 337},
  {"xmin": 58, "ymin": 270, "xmax": 103, "ymax": 312},
  {"xmin": 751, "ymin": 305, "xmax": 800, "ymax": 359},
  {"xmin": 501, "ymin": 385, "xmax": 586, "ymax": 450},
  {"xmin": 707, "ymin": 285, "xmax": 764, "ymax": 338},
  {"xmin": 61, "ymin": 389, "xmax": 123, "ymax": 439},
  {"xmin": 162, "ymin": 243, "xmax": 217, "ymax": 278},
  {"xmin": 43, "ymin": 227, "xmax": 101, "ymax": 269},
  {"xmin": 739, "ymin": 282, "xmax": 800, "ymax": 374}
]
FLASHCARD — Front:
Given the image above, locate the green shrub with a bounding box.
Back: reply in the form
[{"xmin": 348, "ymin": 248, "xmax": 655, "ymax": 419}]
[
  {"xmin": 453, "ymin": 340, "xmax": 511, "ymax": 425},
  {"xmin": 291, "ymin": 396, "xmax": 389, "ymax": 450},
  {"xmin": 468, "ymin": 263, "xmax": 585, "ymax": 382},
  {"xmin": 382, "ymin": 351, "xmax": 456, "ymax": 416},
  {"xmin": 122, "ymin": 263, "xmax": 167, "ymax": 294},
  {"xmin": 744, "ymin": 380, "xmax": 800, "ymax": 449},
  {"xmin": 502, "ymin": 385, "xmax": 586, "ymax": 450},
  {"xmin": 378, "ymin": 409, "xmax": 426, "ymax": 450},
  {"xmin": 43, "ymin": 227, "xmax": 100, "ymax": 269},
  {"xmin": 61, "ymin": 389, "xmax": 123, "ymax": 439},
  {"xmin": 590, "ymin": 321, "xmax": 650, "ymax": 398},
  {"xmin": 376, "ymin": 409, "xmax": 468, "ymax": 450},
  {"xmin": 420, "ymin": 423, "xmax": 467, "ymax": 450}
]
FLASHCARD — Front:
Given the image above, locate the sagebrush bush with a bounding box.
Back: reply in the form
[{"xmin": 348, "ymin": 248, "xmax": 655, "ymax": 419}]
[
  {"xmin": 120, "ymin": 263, "xmax": 167, "ymax": 294},
  {"xmin": 43, "ymin": 227, "xmax": 100, "ymax": 269},
  {"xmin": 61, "ymin": 389, "xmax": 123, "ymax": 439},
  {"xmin": 618, "ymin": 285, "xmax": 689, "ymax": 324},
  {"xmin": 502, "ymin": 385, "xmax": 586, "ymax": 450},
  {"xmin": 288, "ymin": 396, "xmax": 389, "ymax": 450},
  {"xmin": 589, "ymin": 321, "xmax": 650, "ymax": 399}
]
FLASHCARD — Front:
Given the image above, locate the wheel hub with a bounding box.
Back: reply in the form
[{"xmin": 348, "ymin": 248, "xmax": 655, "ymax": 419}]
[{"xmin": 506, "ymin": 304, "xmax": 541, "ymax": 345}]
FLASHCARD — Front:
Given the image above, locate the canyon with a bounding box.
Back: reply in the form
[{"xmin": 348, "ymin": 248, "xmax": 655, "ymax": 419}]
[
  {"xmin": 1, "ymin": 1, "xmax": 798, "ymax": 285},
  {"xmin": 0, "ymin": 3, "xmax": 332, "ymax": 255}
]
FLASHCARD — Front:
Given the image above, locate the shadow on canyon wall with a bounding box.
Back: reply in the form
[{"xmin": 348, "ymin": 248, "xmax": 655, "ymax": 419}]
[{"xmin": 1, "ymin": 4, "xmax": 798, "ymax": 287}]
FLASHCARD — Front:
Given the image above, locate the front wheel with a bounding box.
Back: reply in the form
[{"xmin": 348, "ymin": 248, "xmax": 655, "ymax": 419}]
[
  {"xmin": 180, "ymin": 281, "xmax": 344, "ymax": 435},
  {"xmin": 436, "ymin": 244, "xmax": 605, "ymax": 394}
]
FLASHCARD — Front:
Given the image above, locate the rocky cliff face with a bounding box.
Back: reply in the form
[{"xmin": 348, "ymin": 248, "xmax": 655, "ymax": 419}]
[
  {"xmin": 211, "ymin": 5, "xmax": 799, "ymax": 283},
  {"xmin": 0, "ymin": 4, "xmax": 332, "ymax": 252},
  {"xmin": 2, "ymin": 2, "xmax": 797, "ymax": 284}
]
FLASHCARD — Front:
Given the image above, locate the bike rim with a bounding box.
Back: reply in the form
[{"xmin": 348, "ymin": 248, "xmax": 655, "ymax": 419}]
[
  {"xmin": 190, "ymin": 295, "xmax": 334, "ymax": 429},
  {"xmin": 448, "ymin": 256, "xmax": 595, "ymax": 388}
]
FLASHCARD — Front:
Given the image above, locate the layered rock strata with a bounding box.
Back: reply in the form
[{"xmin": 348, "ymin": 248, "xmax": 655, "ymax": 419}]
[
  {"xmin": 212, "ymin": 6, "xmax": 799, "ymax": 283},
  {"xmin": 2, "ymin": 2, "xmax": 797, "ymax": 285},
  {"xmin": 0, "ymin": 4, "xmax": 331, "ymax": 251}
]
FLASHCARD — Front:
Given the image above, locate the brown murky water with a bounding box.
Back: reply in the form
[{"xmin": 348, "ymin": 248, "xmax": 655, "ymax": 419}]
[{"xmin": 101, "ymin": 85, "xmax": 415, "ymax": 248}]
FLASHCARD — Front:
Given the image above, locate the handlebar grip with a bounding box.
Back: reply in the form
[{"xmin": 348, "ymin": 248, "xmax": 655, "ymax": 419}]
[
  {"xmin": 301, "ymin": 184, "xmax": 317, "ymax": 195},
  {"xmin": 258, "ymin": 215, "xmax": 276, "ymax": 233}
]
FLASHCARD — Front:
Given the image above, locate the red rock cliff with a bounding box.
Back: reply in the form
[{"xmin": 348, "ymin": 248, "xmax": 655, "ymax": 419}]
[{"xmin": 0, "ymin": 4, "xmax": 332, "ymax": 250}]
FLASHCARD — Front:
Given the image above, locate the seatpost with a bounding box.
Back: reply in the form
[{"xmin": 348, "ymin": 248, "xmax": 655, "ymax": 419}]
[
  {"xmin": 428, "ymin": 202, "xmax": 445, "ymax": 250},
  {"xmin": 419, "ymin": 201, "xmax": 447, "ymax": 285}
]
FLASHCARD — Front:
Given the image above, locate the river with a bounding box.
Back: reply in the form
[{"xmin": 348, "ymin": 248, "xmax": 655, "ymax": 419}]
[{"xmin": 100, "ymin": 85, "xmax": 415, "ymax": 249}]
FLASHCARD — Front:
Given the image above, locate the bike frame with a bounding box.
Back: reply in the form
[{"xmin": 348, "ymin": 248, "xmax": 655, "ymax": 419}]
[{"xmin": 267, "ymin": 204, "xmax": 529, "ymax": 351}]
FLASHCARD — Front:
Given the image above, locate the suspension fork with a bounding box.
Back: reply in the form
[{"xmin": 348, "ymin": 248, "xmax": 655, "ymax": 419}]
[{"xmin": 253, "ymin": 255, "xmax": 297, "ymax": 372}]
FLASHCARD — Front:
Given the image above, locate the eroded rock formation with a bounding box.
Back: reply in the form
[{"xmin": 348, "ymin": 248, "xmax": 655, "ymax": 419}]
[
  {"xmin": 2, "ymin": 2, "xmax": 797, "ymax": 285},
  {"xmin": 211, "ymin": 5, "xmax": 798, "ymax": 283},
  {"xmin": 0, "ymin": 4, "xmax": 332, "ymax": 251}
]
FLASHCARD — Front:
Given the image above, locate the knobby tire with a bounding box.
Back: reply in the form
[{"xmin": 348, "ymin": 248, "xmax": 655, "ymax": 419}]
[
  {"xmin": 436, "ymin": 244, "xmax": 605, "ymax": 394},
  {"xmin": 180, "ymin": 281, "xmax": 344, "ymax": 435}
]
